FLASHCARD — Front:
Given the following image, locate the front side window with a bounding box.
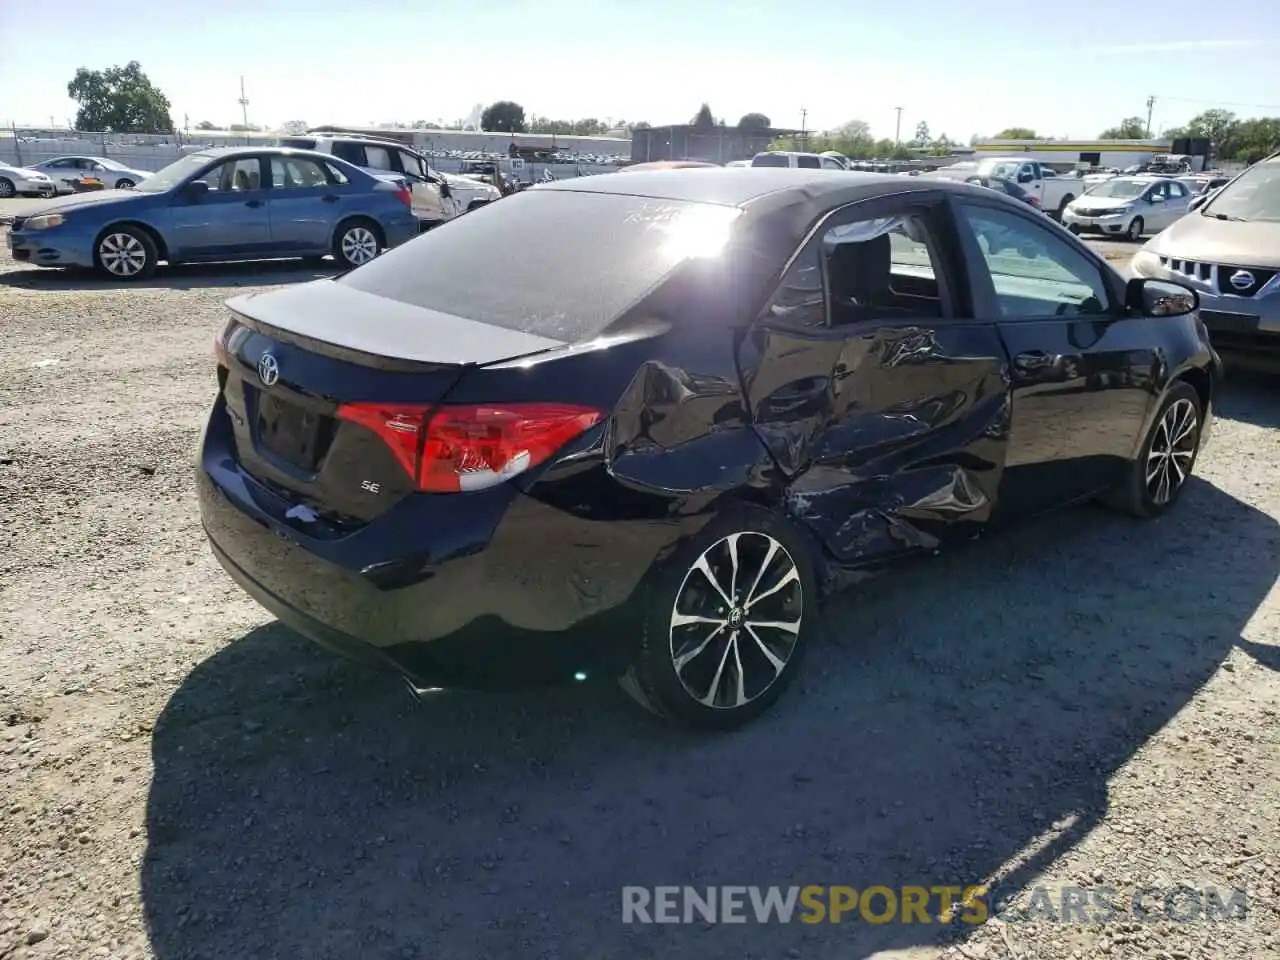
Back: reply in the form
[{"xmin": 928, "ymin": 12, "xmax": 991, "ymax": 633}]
[
  {"xmin": 193, "ymin": 157, "xmax": 263, "ymax": 192},
  {"xmin": 956, "ymin": 203, "xmax": 1110, "ymax": 318},
  {"xmin": 797, "ymin": 155, "xmax": 820, "ymax": 169}
]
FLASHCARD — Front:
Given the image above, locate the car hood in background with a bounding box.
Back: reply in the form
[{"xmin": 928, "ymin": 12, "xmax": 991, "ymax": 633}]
[
  {"xmin": 1073, "ymin": 196, "xmax": 1136, "ymax": 211},
  {"xmin": 443, "ymin": 172, "xmax": 499, "ymax": 192},
  {"xmin": 20, "ymin": 189, "xmax": 148, "ymax": 217},
  {"xmin": 1145, "ymin": 212, "xmax": 1280, "ymax": 268}
]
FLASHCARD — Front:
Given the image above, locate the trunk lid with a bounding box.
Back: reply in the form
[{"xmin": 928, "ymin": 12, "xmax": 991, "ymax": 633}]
[{"xmin": 218, "ymin": 281, "xmax": 570, "ymax": 525}]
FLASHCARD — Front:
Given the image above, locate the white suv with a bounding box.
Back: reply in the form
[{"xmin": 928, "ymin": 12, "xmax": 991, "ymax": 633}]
[{"xmin": 280, "ymin": 133, "xmax": 501, "ymax": 229}]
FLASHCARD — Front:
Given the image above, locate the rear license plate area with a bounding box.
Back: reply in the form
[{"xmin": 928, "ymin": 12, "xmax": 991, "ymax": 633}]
[
  {"xmin": 253, "ymin": 390, "xmax": 333, "ymax": 472},
  {"xmin": 1200, "ymin": 310, "xmax": 1260, "ymax": 335}
]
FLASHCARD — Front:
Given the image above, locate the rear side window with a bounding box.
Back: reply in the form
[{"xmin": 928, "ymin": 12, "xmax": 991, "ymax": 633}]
[
  {"xmin": 751, "ymin": 154, "xmax": 790, "ymax": 167},
  {"xmin": 338, "ymin": 190, "xmax": 742, "ymax": 342},
  {"xmin": 330, "ymin": 142, "xmax": 365, "ymax": 166},
  {"xmin": 796, "ymin": 155, "xmax": 820, "ymax": 169}
]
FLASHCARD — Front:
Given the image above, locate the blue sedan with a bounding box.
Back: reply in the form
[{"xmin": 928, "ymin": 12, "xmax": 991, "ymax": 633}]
[{"xmin": 7, "ymin": 147, "xmax": 420, "ymax": 280}]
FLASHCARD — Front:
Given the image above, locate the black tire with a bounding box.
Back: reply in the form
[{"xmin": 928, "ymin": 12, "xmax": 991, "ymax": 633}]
[
  {"xmin": 620, "ymin": 504, "xmax": 818, "ymax": 730},
  {"xmin": 1103, "ymin": 380, "xmax": 1202, "ymax": 518},
  {"xmin": 1126, "ymin": 217, "xmax": 1144, "ymax": 241},
  {"xmin": 0, "ymin": 177, "xmax": 14, "ymax": 198},
  {"xmin": 466, "ymin": 199, "xmax": 490, "ymax": 213},
  {"xmin": 1057, "ymin": 194, "xmax": 1075, "ymax": 218},
  {"xmin": 332, "ymin": 218, "xmax": 383, "ymax": 269},
  {"xmin": 114, "ymin": 178, "xmax": 136, "ymax": 190},
  {"xmin": 93, "ymin": 226, "xmax": 158, "ymax": 281}
]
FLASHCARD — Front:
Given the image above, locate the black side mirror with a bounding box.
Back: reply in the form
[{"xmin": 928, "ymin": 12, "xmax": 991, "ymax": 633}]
[
  {"xmin": 438, "ymin": 179, "xmax": 451, "ymax": 199},
  {"xmin": 1017, "ymin": 172, "xmax": 1034, "ymax": 184},
  {"xmin": 183, "ymin": 180, "xmax": 210, "ymax": 199},
  {"xmin": 1126, "ymin": 277, "xmax": 1197, "ymax": 317},
  {"xmin": 1188, "ymin": 194, "xmax": 1207, "ymax": 212}
]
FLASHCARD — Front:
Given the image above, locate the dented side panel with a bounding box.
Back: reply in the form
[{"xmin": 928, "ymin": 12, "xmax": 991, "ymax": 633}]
[{"xmin": 739, "ymin": 320, "xmax": 1012, "ymax": 567}]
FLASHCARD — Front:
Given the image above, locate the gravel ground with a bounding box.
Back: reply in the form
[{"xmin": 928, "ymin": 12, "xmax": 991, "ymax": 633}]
[{"xmin": 0, "ymin": 212, "xmax": 1278, "ymax": 960}]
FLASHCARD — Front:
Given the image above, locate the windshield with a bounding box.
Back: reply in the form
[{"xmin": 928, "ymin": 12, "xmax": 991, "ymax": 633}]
[
  {"xmin": 977, "ymin": 160, "xmax": 1022, "ymax": 179},
  {"xmin": 1202, "ymin": 159, "xmax": 1280, "ymax": 222},
  {"xmin": 339, "ymin": 190, "xmax": 742, "ymax": 342},
  {"xmin": 1084, "ymin": 178, "xmax": 1147, "ymax": 199},
  {"xmin": 135, "ymin": 152, "xmax": 216, "ymax": 192}
]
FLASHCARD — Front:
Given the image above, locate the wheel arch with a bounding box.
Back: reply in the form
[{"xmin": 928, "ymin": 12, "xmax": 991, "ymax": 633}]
[{"xmin": 93, "ymin": 220, "xmax": 169, "ymax": 262}]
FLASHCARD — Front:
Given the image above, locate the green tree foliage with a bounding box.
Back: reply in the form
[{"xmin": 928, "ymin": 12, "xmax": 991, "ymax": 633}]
[
  {"xmin": 768, "ymin": 120, "xmax": 913, "ymax": 160},
  {"xmin": 994, "ymin": 127, "xmax": 1037, "ymax": 139},
  {"xmin": 1233, "ymin": 117, "xmax": 1280, "ymax": 163},
  {"xmin": 195, "ymin": 120, "xmax": 216, "ymax": 130},
  {"xmin": 1098, "ymin": 117, "xmax": 1148, "ymax": 139},
  {"xmin": 527, "ymin": 116, "xmax": 610, "ymax": 136},
  {"xmin": 480, "ymin": 101, "xmax": 527, "ymax": 133},
  {"xmin": 913, "ymin": 121, "xmax": 930, "ymax": 146},
  {"xmin": 737, "ymin": 112, "xmax": 771, "ymax": 130},
  {"xmin": 67, "ymin": 61, "xmax": 174, "ymax": 134},
  {"xmin": 691, "ymin": 103, "xmax": 715, "ymax": 130}
]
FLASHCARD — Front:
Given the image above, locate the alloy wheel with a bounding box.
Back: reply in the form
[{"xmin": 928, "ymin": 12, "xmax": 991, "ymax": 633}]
[
  {"xmin": 0, "ymin": 178, "xmax": 14, "ymax": 198},
  {"xmin": 98, "ymin": 233, "xmax": 148, "ymax": 278},
  {"xmin": 340, "ymin": 227, "xmax": 378, "ymax": 265},
  {"xmin": 1146, "ymin": 398, "xmax": 1198, "ymax": 506},
  {"xmin": 669, "ymin": 532, "xmax": 804, "ymax": 710}
]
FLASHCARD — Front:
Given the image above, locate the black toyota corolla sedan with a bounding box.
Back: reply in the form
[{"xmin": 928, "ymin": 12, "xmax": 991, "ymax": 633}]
[{"xmin": 198, "ymin": 168, "xmax": 1222, "ymax": 729}]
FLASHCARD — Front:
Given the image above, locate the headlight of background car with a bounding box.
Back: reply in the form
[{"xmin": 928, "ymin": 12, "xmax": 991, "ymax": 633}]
[
  {"xmin": 1131, "ymin": 249, "xmax": 1162, "ymax": 277},
  {"xmin": 24, "ymin": 214, "xmax": 66, "ymax": 230}
]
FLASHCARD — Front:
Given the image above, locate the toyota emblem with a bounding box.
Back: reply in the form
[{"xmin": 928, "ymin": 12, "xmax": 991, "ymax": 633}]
[
  {"xmin": 1228, "ymin": 269, "xmax": 1256, "ymax": 292},
  {"xmin": 257, "ymin": 352, "xmax": 280, "ymax": 387}
]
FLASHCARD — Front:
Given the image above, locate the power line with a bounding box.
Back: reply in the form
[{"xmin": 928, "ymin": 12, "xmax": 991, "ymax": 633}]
[{"xmin": 1155, "ymin": 94, "xmax": 1280, "ymax": 112}]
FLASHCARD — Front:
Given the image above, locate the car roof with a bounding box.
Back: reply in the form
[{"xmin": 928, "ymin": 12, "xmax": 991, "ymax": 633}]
[
  {"xmin": 189, "ymin": 145, "xmax": 348, "ymax": 160},
  {"xmin": 540, "ymin": 167, "xmax": 948, "ymax": 208}
]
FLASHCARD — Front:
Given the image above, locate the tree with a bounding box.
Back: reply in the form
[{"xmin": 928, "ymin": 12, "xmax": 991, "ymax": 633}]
[
  {"xmin": 280, "ymin": 120, "xmax": 308, "ymax": 135},
  {"xmin": 195, "ymin": 120, "xmax": 216, "ymax": 130},
  {"xmin": 994, "ymin": 127, "xmax": 1037, "ymax": 139},
  {"xmin": 1232, "ymin": 117, "xmax": 1280, "ymax": 163},
  {"xmin": 480, "ymin": 101, "xmax": 527, "ymax": 133},
  {"xmin": 930, "ymin": 133, "xmax": 954, "ymax": 156},
  {"xmin": 1099, "ymin": 116, "xmax": 1148, "ymax": 139},
  {"xmin": 691, "ymin": 103, "xmax": 715, "ymax": 130},
  {"xmin": 1183, "ymin": 109, "xmax": 1241, "ymax": 159},
  {"xmin": 827, "ymin": 119, "xmax": 874, "ymax": 158},
  {"xmin": 913, "ymin": 121, "xmax": 930, "ymax": 147},
  {"xmin": 737, "ymin": 112, "xmax": 771, "ymax": 130},
  {"xmin": 632, "ymin": 121, "xmax": 651, "ymax": 130},
  {"xmin": 67, "ymin": 61, "xmax": 174, "ymax": 133}
]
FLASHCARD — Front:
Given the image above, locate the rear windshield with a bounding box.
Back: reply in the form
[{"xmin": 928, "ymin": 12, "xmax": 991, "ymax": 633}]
[
  {"xmin": 751, "ymin": 154, "xmax": 790, "ymax": 167},
  {"xmin": 338, "ymin": 189, "xmax": 742, "ymax": 342}
]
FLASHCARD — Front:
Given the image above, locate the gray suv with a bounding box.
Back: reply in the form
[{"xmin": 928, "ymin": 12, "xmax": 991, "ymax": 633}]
[{"xmin": 1131, "ymin": 151, "xmax": 1280, "ymax": 367}]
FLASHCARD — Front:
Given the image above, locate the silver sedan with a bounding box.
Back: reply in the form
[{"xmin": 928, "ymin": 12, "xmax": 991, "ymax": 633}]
[
  {"xmin": 0, "ymin": 162, "xmax": 56, "ymax": 198},
  {"xmin": 27, "ymin": 156, "xmax": 152, "ymax": 193}
]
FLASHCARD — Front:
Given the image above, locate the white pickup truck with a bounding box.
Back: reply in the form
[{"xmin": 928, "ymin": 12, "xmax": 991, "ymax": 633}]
[{"xmin": 966, "ymin": 157, "xmax": 1082, "ymax": 218}]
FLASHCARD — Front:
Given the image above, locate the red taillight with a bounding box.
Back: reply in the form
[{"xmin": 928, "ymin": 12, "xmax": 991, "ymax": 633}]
[
  {"xmin": 395, "ymin": 186, "xmax": 412, "ymax": 207},
  {"xmin": 1028, "ymin": 195, "xmax": 1042, "ymax": 206},
  {"xmin": 335, "ymin": 402, "xmax": 604, "ymax": 493}
]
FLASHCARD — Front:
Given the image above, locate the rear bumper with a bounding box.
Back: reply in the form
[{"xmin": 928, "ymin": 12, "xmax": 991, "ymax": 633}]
[{"xmin": 196, "ymin": 403, "xmax": 670, "ymax": 688}]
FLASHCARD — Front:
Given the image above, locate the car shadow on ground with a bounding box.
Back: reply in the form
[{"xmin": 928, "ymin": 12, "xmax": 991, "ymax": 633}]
[
  {"xmin": 142, "ymin": 479, "xmax": 1278, "ymax": 960},
  {"xmin": 1216, "ymin": 367, "xmax": 1280, "ymax": 428},
  {"xmin": 0, "ymin": 258, "xmax": 338, "ymax": 291}
]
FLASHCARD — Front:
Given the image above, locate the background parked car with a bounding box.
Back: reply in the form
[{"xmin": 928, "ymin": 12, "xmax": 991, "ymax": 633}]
[
  {"xmin": 964, "ymin": 175, "xmax": 1045, "ymax": 211},
  {"xmin": 0, "ymin": 161, "xmax": 56, "ymax": 198},
  {"xmin": 1062, "ymin": 176, "xmax": 1194, "ymax": 241},
  {"xmin": 28, "ymin": 156, "xmax": 152, "ymax": 193},
  {"xmin": 280, "ymin": 133, "xmax": 501, "ymax": 229},
  {"xmin": 7, "ymin": 147, "xmax": 419, "ymax": 279}
]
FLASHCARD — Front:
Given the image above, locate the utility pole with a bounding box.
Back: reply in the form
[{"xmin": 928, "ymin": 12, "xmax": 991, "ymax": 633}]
[
  {"xmin": 800, "ymin": 107, "xmax": 807, "ymax": 149},
  {"xmin": 1145, "ymin": 95, "xmax": 1155, "ymax": 138},
  {"xmin": 894, "ymin": 106, "xmax": 904, "ymax": 145},
  {"xmin": 238, "ymin": 76, "xmax": 250, "ymax": 142}
]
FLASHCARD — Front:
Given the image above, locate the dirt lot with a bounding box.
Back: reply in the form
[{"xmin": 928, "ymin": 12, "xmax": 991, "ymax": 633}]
[{"xmin": 0, "ymin": 218, "xmax": 1278, "ymax": 960}]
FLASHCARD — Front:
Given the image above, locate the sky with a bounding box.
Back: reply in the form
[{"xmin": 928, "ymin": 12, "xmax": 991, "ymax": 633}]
[{"xmin": 2, "ymin": 0, "xmax": 1280, "ymax": 141}]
